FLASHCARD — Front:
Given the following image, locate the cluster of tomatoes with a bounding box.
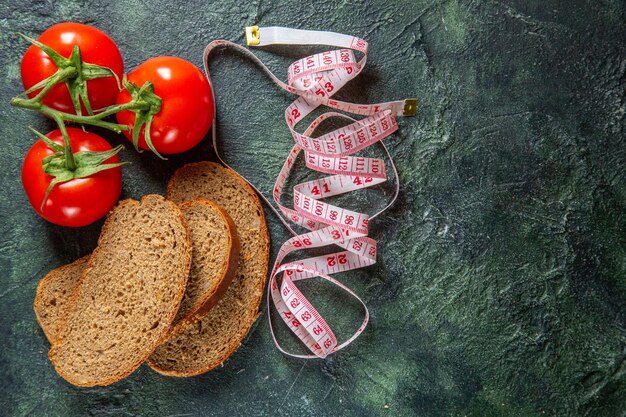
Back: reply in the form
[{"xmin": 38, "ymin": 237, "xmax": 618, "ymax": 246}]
[{"xmin": 18, "ymin": 22, "xmax": 215, "ymax": 226}]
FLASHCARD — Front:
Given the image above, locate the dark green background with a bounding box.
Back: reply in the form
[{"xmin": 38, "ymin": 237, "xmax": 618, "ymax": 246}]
[{"xmin": 1, "ymin": 0, "xmax": 625, "ymax": 416}]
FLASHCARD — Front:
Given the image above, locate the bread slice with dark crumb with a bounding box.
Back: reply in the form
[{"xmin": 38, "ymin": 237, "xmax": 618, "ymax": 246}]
[
  {"xmin": 167, "ymin": 198, "xmax": 240, "ymax": 337},
  {"xmin": 147, "ymin": 162, "xmax": 269, "ymax": 376},
  {"xmin": 34, "ymin": 256, "xmax": 89, "ymax": 344},
  {"xmin": 48, "ymin": 195, "xmax": 192, "ymax": 387}
]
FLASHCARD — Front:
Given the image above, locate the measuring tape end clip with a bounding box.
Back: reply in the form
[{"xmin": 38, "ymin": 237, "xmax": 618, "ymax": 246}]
[
  {"xmin": 245, "ymin": 26, "xmax": 261, "ymax": 46},
  {"xmin": 403, "ymin": 98, "xmax": 419, "ymax": 116}
]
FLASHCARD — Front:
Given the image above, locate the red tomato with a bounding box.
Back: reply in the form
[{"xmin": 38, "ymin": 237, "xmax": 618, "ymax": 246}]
[
  {"xmin": 22, "ymin": 128, "xmax": 122, "ymax": 227},
  {"xmin": 115, "ymin": 56, "xmax": 214, "ymax": 154},
  {"xmin": 21, "ymin": 22, "xmax": 124, "ymax": 114}
]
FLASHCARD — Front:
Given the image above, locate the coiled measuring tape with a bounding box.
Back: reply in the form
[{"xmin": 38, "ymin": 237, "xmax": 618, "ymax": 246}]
[{"xmin": 203, "ymin": 26, "xmax": 417, "ymax": 358}]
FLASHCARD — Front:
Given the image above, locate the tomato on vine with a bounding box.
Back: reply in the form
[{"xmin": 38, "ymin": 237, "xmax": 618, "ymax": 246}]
[
  {"xmin": 115, "ymin": 56, "xmax": 214, "ymax": 155},
  {"xmin": 14, "ymin": 26, "xmax": 217, "ymax": 227},
  {"xmin": 20, "ymin": 22, "xmax": 124, "ymax": 115},
  {"xmin": 22, "ymin": 128, "xmax": 124, "ymax": 227}
]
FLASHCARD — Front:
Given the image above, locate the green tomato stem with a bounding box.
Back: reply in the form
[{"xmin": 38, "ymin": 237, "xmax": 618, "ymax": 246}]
[
  {"xmin": 31, "ymin": 67, "xmax": 78, "ymax": 102},
  {"xmin": 51, "ymin": 114, "xmax": 76, "ymax": 171},
  {"xmin": 10, "ymin": 97, "xmax": 145, "ymax": 133},
  {"xmin": 87, "ymin": 100, "xmax": 150, "ymax": 119}
]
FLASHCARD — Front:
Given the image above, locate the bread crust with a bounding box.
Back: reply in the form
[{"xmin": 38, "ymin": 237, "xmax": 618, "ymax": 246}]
[
  {"xmin": 163, "ymin": 198, "xmax": 241, "ymax": 339},
  {"xmin": 48, "ymin": 195, "xmax": 192, "ymax": 387},
  {"xmin": 148, "ymin": 162, "xmax": 269, "ymax": 377},
  {"xmin": 33, "ymin": 255, "xmax": 90, "ymax": 344}
]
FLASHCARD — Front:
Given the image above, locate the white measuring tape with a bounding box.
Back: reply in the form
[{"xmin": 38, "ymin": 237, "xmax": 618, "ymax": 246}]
[{"xmin": 203, "ymin": 26, "xmax": 417, "ymax": 358}]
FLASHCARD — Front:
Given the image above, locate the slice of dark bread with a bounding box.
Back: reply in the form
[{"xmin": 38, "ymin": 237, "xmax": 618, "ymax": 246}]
[
  {"xmin": 147, "ymin": 162, "xmax": 269, "ymax": 376},
  {"xmin": 168, "ymin": 199, "xmax": 240, "ymax": 336},
  {"xmin": 34, "ymin": 256, "xmax": 89, "ymax": 344},
  {"xmin": 48, "ymin": 195, "xmax": 192, "ymax": 387}
]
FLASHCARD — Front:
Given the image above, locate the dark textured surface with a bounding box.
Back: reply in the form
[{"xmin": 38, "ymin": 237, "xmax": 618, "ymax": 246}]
[{"xmin": 1, "ymin": 0, "xmax": 625, "ymax": 416}]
